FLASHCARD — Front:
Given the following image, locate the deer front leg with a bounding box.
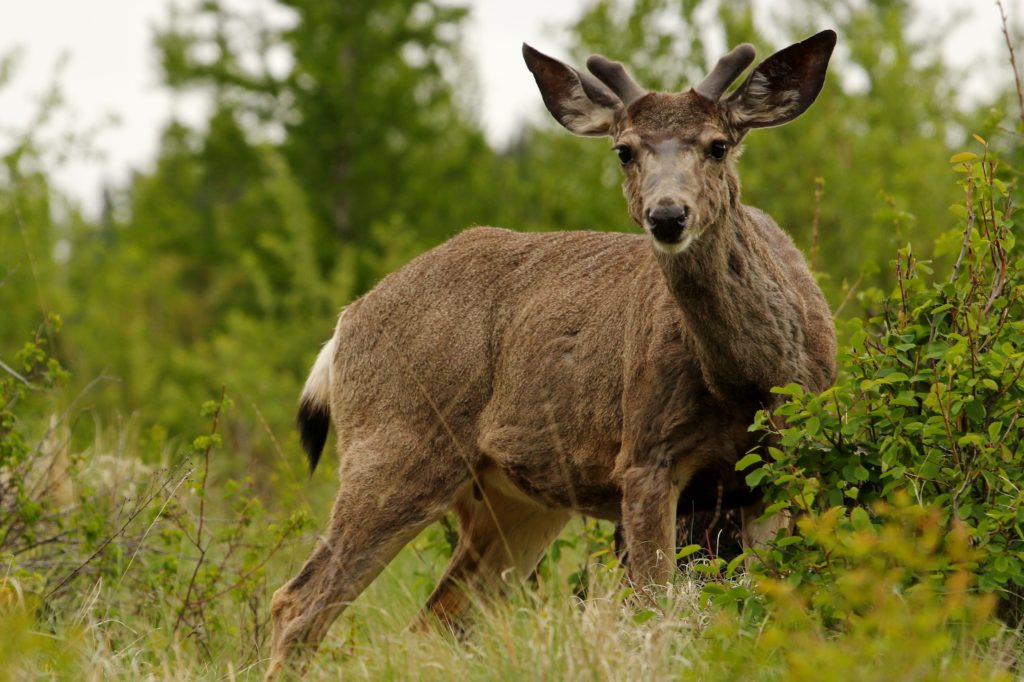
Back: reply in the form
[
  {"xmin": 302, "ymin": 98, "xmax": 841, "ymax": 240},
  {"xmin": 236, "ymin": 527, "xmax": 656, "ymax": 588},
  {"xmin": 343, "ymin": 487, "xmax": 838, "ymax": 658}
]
[{"xmin": 618, "ymin": 464, "xmax": 683, "ymax": 588}]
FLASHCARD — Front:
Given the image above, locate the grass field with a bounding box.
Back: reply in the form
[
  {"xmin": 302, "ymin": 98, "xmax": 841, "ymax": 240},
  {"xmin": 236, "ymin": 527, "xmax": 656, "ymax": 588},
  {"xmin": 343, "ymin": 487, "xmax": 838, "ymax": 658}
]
[{"xmin": 3, "ymin": 470, "xmax": 1022, "ymax": 681}]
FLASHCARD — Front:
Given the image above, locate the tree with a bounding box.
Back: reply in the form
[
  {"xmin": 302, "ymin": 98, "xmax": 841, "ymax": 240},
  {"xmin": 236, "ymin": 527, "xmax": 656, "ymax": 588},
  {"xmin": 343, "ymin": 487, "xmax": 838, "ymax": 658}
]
[{"xmin": 156, "ymin": 0, "xmax": 497, "ymax": 287}]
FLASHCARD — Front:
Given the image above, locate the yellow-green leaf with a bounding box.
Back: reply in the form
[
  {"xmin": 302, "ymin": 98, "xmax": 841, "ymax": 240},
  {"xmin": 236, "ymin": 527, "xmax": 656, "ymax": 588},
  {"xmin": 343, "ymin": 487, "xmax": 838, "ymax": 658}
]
[
  {"xmin": 735, "ymin": 452, "xmax": 762, "ymax": 471},
  {"xmin": 676, "ymin": 544, "xmax": 702, "ymax": 560}
]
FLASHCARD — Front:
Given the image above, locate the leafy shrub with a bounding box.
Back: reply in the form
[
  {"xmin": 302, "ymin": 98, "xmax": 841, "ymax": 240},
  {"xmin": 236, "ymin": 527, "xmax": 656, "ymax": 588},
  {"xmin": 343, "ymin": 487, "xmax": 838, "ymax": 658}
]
[
  {"xmin": 748, "ymin": 137, "xmax": 1024, "ymax": 621},
  {"xmin": 0, "ymin": 314, "xmax": 70, "ymax": 559},
  {"xmin": 1, "ymin": 324, "xmax": 313, "ymax": 673},
  {"xmin": 696, "ymin": 498, "xmax": 1013, "ymax": 681}
]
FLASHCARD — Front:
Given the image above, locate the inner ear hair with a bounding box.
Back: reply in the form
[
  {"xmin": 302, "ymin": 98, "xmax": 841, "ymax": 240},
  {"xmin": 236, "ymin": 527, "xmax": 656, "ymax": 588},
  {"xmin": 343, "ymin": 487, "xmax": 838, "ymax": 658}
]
[
  {"xmin": 726, "ymin": 29, "xmax": 836, "ymax": 129},
  {"xmin": 523, "ymin": 43, "xmax": 621, "ymax": 137}
]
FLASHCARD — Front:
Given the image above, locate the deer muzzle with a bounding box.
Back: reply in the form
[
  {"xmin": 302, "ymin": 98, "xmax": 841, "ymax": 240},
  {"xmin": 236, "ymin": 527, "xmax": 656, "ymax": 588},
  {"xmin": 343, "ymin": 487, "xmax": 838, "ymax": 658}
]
[{"xmin": 646, "ymin": 205, "xmax": 690, "ymax": 244}]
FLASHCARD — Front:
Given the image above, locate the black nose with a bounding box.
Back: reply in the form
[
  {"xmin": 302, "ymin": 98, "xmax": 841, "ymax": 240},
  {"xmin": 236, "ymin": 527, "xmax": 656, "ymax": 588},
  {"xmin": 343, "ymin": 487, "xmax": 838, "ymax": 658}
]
[{"xmin": 646, "ymin": 205, "xmax": 689, "ymax": 243}]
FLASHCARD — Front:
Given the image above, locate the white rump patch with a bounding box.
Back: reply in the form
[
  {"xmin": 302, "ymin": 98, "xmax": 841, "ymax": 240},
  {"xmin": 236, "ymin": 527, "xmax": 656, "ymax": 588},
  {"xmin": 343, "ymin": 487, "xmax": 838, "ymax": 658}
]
[{"xmin": 301, "ymin": 310, "xmax": 345, "ymax": 408}]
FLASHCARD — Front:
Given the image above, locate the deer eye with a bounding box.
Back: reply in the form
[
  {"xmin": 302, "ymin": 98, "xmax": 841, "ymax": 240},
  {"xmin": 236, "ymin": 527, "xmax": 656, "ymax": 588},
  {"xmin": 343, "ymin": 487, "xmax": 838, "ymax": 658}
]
[
  {"xmin": 613, "ymin": 144, "xmax": 634, "ymax": 165},
  {"xmin": 708, "ymin": 140, "xmax": 729, "ymax": 161}
]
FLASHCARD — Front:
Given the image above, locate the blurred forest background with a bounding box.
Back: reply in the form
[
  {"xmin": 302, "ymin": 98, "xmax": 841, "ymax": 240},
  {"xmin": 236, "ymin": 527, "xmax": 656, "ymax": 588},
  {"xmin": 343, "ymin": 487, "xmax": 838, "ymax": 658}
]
[
  {"xmin": 2, "ymin": 0, "xmax": 1024, "ymax": 677},
  {"xmin": 2, "ymin": 0, "xmax": 1016, "ymax": 458}
]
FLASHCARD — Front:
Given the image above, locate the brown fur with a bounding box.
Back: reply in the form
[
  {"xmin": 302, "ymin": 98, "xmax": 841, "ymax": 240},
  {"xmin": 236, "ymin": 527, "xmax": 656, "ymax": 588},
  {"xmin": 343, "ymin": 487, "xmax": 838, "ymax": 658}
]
[{"xmin": 266, "ymin": 31, "xmax": 838, "ymax": 679}]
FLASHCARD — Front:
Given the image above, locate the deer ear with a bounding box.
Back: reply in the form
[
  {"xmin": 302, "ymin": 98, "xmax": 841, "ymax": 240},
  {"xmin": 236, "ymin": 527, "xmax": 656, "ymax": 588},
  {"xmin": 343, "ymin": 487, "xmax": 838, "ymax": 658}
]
[
  {"xmin": 523, "ymin": 43, "xmax": 620, "ymax": 137},
  {"xmin": 725, "ymin": 30, "xmax": 836, "ymax": 130}
]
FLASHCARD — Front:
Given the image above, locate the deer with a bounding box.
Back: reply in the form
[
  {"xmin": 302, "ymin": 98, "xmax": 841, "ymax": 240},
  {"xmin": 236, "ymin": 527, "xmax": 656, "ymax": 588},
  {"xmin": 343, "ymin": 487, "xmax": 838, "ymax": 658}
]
[{"xmin": 265, "ymin": 30, "xmax": 838, "ymax": 679}]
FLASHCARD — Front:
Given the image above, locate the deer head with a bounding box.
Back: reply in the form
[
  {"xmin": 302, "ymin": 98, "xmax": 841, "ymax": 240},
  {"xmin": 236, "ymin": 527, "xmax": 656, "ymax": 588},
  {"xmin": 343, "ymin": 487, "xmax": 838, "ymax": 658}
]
[{"xmin": 524, "ymin": 31, "xmax": 836, "ymax": 254}]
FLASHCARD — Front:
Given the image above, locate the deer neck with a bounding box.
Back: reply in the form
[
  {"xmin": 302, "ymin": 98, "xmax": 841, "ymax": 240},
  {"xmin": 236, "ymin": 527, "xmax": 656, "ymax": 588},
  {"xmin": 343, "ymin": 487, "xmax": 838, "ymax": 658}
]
[{"xmin": 653, "ymin": 210, "xmax": 786, "ymax": 404}]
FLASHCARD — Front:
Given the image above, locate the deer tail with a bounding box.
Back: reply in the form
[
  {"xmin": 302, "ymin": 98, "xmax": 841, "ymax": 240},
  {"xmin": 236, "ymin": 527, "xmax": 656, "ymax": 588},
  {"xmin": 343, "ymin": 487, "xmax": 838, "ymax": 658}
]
[{"xmin": 297, "ymin": 333, "xmax": 337, "ymax": 474}]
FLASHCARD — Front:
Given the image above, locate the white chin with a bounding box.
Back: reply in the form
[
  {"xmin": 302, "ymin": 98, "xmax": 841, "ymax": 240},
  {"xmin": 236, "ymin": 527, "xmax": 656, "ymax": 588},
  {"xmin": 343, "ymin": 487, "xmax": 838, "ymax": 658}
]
[{"xmin": 650, "ymin": 231, "xmax": 696, "ymax": 255}]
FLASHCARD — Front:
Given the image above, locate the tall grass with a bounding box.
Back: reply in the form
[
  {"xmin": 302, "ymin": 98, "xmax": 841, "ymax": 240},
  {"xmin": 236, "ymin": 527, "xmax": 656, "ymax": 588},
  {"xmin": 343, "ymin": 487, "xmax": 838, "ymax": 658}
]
[{"xmin": 5, "ymin": 529, "xmax": 1020, "ymax": 680}]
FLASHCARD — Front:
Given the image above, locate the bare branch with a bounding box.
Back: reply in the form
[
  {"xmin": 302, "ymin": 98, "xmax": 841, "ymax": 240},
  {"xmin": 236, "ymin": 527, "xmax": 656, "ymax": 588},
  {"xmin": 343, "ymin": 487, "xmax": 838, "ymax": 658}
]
[
  {"xmin": 810, "ymin": 177, "xmax": 825, "ymax": 271},
  {"xmin": 996, "ymin": 0, "xmax": 1024, "ymax": 127},
  {"xmin": 0, "ymin": 357, "xmax": 37, "ymax": 390},
  {"xmin": 950, "ymin": 179, "xmax": 976, "ymax": 284},
  {"xmin": 44, "ymin": 465, "xmax": 187, "ymax": 601}
]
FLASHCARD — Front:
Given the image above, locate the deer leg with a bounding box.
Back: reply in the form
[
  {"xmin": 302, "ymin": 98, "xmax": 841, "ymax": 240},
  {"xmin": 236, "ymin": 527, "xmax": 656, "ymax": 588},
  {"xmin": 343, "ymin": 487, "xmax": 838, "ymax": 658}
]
[
  {"xmin": 618, "ymin": 464, "xmax": 686, "ymax": 589},
  {"xmin": 414, "ymin": 488, "xmax": 569, "ymax": 632},
  {"xmin": 265, "ymin": 435, "xmax": 466, "ymax": 681},
  {"xmin": 740, "ymin": 498, "xmax": 791, "ymax": 560}
]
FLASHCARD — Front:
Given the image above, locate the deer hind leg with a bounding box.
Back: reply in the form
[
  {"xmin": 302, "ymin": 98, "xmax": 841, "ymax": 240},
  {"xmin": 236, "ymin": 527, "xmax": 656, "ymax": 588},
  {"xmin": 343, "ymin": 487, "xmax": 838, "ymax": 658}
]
[
  {"xmin": 740, "ymin": 498, "xmax": 792, "ymax": 561},
  {"xmin": 265, "ymin": 434, "xmax": 467, "ymax": 681},
  {"xmin": 415, "ymin": 482, "xmax": 570, "ymax": 632}
]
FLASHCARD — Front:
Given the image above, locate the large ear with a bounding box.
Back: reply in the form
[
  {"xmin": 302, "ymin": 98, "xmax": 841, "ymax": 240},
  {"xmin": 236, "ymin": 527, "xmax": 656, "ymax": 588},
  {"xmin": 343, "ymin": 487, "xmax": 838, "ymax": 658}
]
[
  {"xmin": 725, "ymin": 30, "xmax": 836, "ymax": 130},
  {"xmin": 523, "ymin": 43, "xmax": 620, "ymax": 137}
]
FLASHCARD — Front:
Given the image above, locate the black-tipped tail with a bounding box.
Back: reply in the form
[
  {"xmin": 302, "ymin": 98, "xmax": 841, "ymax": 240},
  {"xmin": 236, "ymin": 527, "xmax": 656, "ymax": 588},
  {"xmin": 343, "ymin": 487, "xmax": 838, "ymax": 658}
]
[{"xmin": 297, "ymin": 398, "xmax": 330, "ymax": 474}]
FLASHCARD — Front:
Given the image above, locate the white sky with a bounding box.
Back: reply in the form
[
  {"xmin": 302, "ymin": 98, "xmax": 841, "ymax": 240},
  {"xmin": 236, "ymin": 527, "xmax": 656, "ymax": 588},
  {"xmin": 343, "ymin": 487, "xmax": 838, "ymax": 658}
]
[{"xmin": 0, "ymin": 0, "xmax": 1016, "ymax": 216}]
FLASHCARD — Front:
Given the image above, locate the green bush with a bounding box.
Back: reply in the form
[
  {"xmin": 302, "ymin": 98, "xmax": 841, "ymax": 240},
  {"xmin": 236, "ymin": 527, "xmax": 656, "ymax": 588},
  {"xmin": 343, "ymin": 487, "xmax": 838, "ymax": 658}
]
[
  {"xmin": 1, "ymin": 325, "xmax": 314, "ymax": 673},
  {"xmin": 0, "ymin": 314, "xmax": 70, "ymax": 559},
  {"xmin": 750, "ymin": 137, "xmax": 1024, "ymax": 621},
  {"xmin": 725, "ymin": 498, "xmax": 1011, "ymax": 681}
]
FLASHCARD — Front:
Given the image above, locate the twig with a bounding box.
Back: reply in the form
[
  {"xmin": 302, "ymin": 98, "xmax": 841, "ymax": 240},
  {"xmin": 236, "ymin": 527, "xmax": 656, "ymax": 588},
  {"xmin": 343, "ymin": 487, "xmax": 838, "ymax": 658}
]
[
  {"xmin": 895, "ymin": 250, "xmax": 910, "ymax": 317},
  {"xmin": 116, "ymin": 465, "xmax": 196, "ymax": 589},
  {"xmin": 832, "ymin": 273, "xmax": 864, "ymax": 320},
  {"xmin": 13, "ymin": 203, "xmax": 51, "ymax": 337},
  {"xmin": 199, "ymin": 516, "xmax": 308, "ymax": 604},
  {"xmin": 11, "ymin": 530, "xmax": 72, "ymax": 556},
  {"xmin": 0, "ymin": 357, "xmax": 37, "ymax": 389},
  {"xmin": 247, "ymin": 397, "xmax": 312, "ymax": 513},
  {"xmin": 996, "ymin": 0, "xmax": 1024, "ymax": 126},
  {"xmin": 810, "ymin": 177, "xmax": 824, "ymax": 271},
  {"xmin": 44, "ymin": 467, "xmax": 182, "ymax": 600},
  {"xmin": 173, "ymin": 385, "xmax": 226, "ymax": 636},
  {"xmin": 950, "ymin": 183, "xmax": 976, "ymax": 285}
]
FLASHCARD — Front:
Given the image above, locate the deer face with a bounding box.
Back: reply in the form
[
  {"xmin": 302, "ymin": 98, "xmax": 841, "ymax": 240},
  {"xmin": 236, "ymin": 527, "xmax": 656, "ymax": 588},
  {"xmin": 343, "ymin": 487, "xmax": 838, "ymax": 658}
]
[
  {"xmin": 524, "ymin": 31, "xmax": 836, "ymax": 254},
  {"xmin": 611, "ymin": 91, "xmax": 738, "ymax": 253}
]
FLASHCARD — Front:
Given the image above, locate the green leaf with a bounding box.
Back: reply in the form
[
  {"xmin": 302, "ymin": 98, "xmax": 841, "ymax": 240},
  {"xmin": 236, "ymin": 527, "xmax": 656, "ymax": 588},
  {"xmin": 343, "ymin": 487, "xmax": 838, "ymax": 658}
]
[
  {"xmin": 775, "ymin": 535, "xmax": 804, "ymax": 548},
  {"xmin": 745, "ymin": 468, "xmax": 769, "ymax": 488},
  {"xmin": 676, "ymin": 544, "xmax": 702, "ymax": 560},
  {"xmin": 957, "ymin": 433, "xmax": 985, "ymax": 447},
  {"xmin": 851, "ymin": 507, "xmax": 872, "ymax": 529},
  {"xmin": 633, "ymin": 608, "xmax": 657, "ymax": 624},
  {"xmin": 735, "ymin": 453, "xmax": 762, "ymax": 471},
  {"xmin": 949, "ymin": 151, "xmax": 977, "ymax": 163},
  {"xmin": 725, "ymin": 553, "xmax": 747, "ymax": 579}
]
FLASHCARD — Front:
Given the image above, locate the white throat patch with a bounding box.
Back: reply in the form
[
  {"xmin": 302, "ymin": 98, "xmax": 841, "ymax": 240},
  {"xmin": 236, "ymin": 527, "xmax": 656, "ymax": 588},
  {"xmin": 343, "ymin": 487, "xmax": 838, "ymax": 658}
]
[{"xmin": 649, "ymin": 230, "xmax": 697, "ymax": 255}]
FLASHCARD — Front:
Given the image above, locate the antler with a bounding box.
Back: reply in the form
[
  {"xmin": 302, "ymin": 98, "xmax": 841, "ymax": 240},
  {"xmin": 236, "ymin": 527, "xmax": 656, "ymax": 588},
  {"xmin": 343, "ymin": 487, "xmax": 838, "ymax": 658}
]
[
  {"xmin": 694, "ymin": 43, "xmax": 756, "ymax": 101},
  {"xmin": 586, "ymin": 54, "xmax": 647, "ymax": 106}
]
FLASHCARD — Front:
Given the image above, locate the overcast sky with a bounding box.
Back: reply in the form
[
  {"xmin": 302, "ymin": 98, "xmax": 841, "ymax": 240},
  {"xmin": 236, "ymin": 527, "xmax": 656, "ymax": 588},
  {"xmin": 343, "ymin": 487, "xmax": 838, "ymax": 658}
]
[{"xmin": 0, "ymin": 0, "xmax": 1016, "ymax": 216}]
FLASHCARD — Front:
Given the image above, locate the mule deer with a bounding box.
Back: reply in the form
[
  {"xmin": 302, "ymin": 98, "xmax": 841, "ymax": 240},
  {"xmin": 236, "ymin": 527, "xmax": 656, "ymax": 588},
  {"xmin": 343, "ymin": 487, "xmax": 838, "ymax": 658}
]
[{"xmin": 266, "ymin": 30, "xmax": 838, "ymax": 678}]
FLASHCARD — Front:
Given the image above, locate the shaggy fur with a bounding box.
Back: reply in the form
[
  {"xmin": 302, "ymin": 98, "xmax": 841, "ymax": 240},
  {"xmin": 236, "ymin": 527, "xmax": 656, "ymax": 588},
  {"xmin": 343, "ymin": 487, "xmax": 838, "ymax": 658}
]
[{"xmin": 267, "ymin": 31, "xmax": 838, "ymax": 680}]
